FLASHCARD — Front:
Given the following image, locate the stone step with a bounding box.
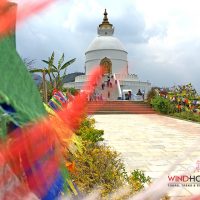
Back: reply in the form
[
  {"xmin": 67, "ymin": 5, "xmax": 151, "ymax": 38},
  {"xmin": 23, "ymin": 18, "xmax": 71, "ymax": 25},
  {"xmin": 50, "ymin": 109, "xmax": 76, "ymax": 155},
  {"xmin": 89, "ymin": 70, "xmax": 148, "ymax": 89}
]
[
  {"xmin": 88, "ymin": 105, "xmax": 152, "ymax": 108},
  {"xmin": 87, "ymin": 101, "xmax": 146, "ymax": 104},
  {"xmin": 88, "ymin": 106, "xmax": 153, "ymax": 110},
  {"xmin": 88, "ymin": 102, "xmax": 147, "ymax": 104},
  {"xmin": 86, "ymin": 101, "xmax": 156, "ymax": 114},
  {"xmin": 88, "ymin": 111, "xmax": 156, "ymax": 114},
  {"xmin": 88, "ymin": 109, "xmax": 155, "ymax": 112}
]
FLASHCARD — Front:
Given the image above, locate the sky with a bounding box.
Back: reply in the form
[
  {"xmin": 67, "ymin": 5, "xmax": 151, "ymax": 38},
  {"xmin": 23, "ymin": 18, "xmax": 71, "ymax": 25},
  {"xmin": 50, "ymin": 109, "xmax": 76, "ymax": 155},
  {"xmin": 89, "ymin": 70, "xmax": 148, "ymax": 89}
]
[{"xmin": 15, "ymin": 0, "xmax": 200, "ymax": 92}]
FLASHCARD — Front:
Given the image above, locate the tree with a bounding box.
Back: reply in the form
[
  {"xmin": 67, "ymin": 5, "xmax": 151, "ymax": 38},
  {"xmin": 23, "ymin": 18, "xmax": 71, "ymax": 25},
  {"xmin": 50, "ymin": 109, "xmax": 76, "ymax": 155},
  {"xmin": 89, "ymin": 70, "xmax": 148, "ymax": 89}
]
[
  {"xmin": 29, "ymin": 52, "xmax": 76, "ymax": 89},
  {"xmin": 43, "ymin": 52, "xmax": 76, "ymax": 89}
]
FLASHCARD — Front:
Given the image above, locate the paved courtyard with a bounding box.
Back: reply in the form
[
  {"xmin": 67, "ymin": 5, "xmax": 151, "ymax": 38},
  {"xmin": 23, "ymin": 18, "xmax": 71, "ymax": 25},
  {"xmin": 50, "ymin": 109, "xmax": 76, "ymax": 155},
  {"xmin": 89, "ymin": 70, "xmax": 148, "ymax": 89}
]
[{"xmin": 93, "ymin": 114, "xmax": 200, "ymax": 198}]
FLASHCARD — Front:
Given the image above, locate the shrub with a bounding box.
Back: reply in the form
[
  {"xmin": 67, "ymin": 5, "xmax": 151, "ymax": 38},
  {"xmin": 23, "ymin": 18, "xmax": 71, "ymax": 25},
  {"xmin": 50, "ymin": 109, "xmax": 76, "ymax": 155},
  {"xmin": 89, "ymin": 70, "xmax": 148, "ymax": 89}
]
[
  {"xmin": 173, "ymin": 111, "xmax": 200, "ymax": 122},
  {"xmin": 151, "ymin": 96, "xmax": 176, "ymax": 114},
  {"xmin": 71, "ymin": 142, "xmax": 126, "ymax": 197},
  {"xmin": 76, "ymin": 118, "xmax": 104, "ymax": 143},
  {"xmin": 128, "ymin": 169, "xmax": 151, "ymax": 192},
  {"xmin": 127, "ymin": 170, "xmax": 169, "ymax": 200},
  {"xmin": 62, "ymin": 87, "xmax": 78, "ymax": 96},
  {"xmin": 147, "ymin": 88, "xmax": 157, "ymax": 104},
  {"xmin": 72, "ymin": 118, "xmax": 124, "ymax": 196}
]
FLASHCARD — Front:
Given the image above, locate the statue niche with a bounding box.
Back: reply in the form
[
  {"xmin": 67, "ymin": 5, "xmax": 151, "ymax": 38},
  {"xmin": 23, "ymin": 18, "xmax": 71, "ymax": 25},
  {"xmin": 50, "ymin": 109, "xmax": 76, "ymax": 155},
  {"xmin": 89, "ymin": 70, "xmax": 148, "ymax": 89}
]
[{"xmin": 100, "ymin": 57, "xmax": 112, "ymax": 75}]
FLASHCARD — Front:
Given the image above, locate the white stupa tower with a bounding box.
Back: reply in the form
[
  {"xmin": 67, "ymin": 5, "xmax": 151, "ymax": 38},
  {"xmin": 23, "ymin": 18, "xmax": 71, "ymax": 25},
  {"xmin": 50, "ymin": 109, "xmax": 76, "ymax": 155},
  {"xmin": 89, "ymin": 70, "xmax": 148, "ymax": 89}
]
[{"xmin": 85, "ymin": 9, "xmax": 128, "ymax": 75}]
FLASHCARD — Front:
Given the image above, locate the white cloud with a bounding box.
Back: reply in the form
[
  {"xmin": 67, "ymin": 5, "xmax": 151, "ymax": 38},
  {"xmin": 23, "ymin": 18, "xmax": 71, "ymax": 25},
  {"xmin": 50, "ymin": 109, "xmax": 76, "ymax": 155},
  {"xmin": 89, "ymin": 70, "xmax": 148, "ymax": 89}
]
[
  {"xmin": 63, "ymin": 0, "xmax": 102, "ymax": 31},
  {"xmin": 16, "ymin": 0, "xmax": 200, "ymax": 92}
]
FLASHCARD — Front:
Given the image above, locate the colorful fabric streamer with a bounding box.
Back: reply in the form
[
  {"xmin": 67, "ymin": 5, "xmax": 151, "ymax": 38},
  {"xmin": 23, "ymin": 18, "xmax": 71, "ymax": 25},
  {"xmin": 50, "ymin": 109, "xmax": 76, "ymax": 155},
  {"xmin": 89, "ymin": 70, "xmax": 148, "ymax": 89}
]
[
  {"xmin": 0, "ymin": 1, "xmax": 104, "ymax": 199},
  {"xmin": 0, "ymin": 2, "xmax": 110, "ymax": 199}
]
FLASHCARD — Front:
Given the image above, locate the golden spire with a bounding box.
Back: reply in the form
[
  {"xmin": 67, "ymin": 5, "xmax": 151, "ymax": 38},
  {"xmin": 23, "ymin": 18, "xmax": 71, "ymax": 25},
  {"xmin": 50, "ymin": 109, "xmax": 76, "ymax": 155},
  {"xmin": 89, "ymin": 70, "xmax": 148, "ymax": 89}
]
[
  {"xmin": 99, "ymin": 9, "xmax": 113, "ymax": 29},
  {"xmin": 103, "ymin": 9, "xmax": 109, "ymax": 23}
]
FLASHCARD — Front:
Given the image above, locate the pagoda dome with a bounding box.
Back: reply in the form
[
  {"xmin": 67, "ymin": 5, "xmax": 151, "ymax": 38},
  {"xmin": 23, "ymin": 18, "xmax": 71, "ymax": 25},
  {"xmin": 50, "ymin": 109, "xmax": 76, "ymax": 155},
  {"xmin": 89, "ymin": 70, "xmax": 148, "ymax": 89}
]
[{"xmin": 86, "ymin": 36, "xmax": 126, "ymax": 53}]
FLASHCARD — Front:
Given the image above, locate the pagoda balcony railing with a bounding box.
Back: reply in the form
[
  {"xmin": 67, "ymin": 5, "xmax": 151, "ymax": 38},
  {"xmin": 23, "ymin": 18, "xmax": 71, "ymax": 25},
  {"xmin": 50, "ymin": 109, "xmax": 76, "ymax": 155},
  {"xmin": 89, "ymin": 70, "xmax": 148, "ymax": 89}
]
[{"xmin": 115, "ymin": 73, "xmax": 139, "ymax": 81}]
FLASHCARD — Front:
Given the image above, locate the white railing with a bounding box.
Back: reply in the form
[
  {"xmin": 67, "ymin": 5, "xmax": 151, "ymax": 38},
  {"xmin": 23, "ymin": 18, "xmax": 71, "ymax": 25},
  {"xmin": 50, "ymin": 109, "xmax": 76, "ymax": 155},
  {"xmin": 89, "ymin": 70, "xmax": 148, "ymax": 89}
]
[
  {"xmin": 120, "ymin": 80, "xmax": 151, "ymax": 86},
  {"xmin": 115, "ymin": 73, "xmax": 138, "ymax": 81},
  {"xmin": 63, "ymin": 81, "xmax": 85, "ymax": 89},
  {"xmin": 113, "ymin": 73, "xmax": 122, "ymax": 99}
]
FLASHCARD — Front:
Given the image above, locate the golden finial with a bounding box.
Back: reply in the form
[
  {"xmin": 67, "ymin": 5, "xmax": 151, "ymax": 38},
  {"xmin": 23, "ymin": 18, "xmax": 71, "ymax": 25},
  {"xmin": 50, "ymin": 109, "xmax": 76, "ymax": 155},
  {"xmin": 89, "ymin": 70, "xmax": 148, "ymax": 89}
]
[
  {"xmin": 103, "ymin": 9, "xmax": 108, "ymax": 23},
  {"xmin": 99, "ymin": 9, "xmax": 113, "ymax": 29}
]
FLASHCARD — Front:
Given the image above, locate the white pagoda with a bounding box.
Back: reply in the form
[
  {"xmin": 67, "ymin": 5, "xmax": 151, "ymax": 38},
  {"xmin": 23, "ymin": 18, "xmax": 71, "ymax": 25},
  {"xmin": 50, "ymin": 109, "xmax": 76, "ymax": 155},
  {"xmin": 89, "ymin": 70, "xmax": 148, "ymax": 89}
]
[{"xmin": 64, "ymin": 9, "xmax": 151, "ymax": 100}]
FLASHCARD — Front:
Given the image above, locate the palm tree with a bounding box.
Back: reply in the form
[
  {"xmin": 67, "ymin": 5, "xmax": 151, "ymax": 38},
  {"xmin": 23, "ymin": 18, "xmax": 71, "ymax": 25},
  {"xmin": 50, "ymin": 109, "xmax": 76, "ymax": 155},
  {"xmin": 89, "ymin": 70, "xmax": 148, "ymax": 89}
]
[
  {"xmin": 30, "ymin": 52, "xmax": 76, "ymax": 89},
  {"xmin": 43, "ymin": 52, "xmax": 76, "ymax": 89}
]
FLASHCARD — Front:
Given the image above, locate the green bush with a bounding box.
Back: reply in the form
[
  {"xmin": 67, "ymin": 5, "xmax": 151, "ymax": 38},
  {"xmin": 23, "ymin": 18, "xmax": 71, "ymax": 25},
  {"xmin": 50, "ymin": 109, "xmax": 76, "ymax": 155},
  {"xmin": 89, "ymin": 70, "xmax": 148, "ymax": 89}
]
[
  {"xmin": 128, "ymin": 169, "xmax": 151, "ymax": 191},
  {"xmin": 147, "ymin": 88, "xmax": 157, "ymax": 104},
  {"xmin": 71, "ymin": 142, "xmax": 126, "ymax": 197},
  {"xmin": 151, "ymin": 96, "xmax": 176, "ymax": 114},
  {"xmin": 73, "ymin": 118, "xmax": 125, "ymax": 196},
  {"xmin": 62, "ymin": 87, "xmax": 78, "ymax": 95},
  {"xmin": 127, "ymin": 170, "xmax": 169, "ymax": 200},
  {"xmin": 76, "ymin": 118, "xmax": 104, "ymax": 143},
  {"xmin": 173, "ymin": 111, "xmax": 200, "ymax": 122}
]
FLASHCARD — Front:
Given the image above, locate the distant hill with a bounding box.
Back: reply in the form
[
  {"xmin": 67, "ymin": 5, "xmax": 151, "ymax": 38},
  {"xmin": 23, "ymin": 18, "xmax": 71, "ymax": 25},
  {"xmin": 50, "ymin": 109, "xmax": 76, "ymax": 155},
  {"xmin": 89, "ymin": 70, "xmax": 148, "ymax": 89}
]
[
  {"xmin": 32, "ymin": 74, "xmax": 42, "ymax": 86},
  {"xmin": 62, "ymin": 72, "xmax": 85, "ymax": 83},
  {"xmin": 31, "ymin": 72, "xmax": 85, "ymax": 86}
]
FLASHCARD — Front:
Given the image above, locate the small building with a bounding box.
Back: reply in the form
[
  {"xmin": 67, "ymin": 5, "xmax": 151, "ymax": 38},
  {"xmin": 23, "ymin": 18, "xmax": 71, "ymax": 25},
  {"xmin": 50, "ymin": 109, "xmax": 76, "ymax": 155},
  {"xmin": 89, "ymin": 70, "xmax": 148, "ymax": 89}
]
[{"xmin": 64, "ymin": 9, "xmax": 151, "ymax": 100}]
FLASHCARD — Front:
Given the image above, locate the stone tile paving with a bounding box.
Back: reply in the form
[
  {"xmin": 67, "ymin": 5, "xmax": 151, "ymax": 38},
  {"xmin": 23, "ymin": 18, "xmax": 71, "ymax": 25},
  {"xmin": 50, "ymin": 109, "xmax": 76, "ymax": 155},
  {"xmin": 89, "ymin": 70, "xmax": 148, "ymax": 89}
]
[{"xmin": 93, "ymin": 114, "xmax": 200, "ymax": 198}]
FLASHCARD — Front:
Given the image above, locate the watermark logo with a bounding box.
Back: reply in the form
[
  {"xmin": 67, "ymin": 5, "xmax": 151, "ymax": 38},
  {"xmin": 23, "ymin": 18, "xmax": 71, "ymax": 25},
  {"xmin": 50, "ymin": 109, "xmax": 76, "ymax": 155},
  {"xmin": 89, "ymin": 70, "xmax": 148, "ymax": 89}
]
[{"xmin": 168, "ymin": 160, "xmax": 200, "ymax": 187}]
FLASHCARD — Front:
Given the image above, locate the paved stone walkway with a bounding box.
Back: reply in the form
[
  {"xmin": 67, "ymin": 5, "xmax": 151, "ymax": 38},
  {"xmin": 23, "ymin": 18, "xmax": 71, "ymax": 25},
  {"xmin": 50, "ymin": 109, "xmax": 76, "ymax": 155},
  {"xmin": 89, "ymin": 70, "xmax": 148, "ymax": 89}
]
[{"xmin": 93, "ymin": 114, "xmax": 200, "ymax": 198}]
